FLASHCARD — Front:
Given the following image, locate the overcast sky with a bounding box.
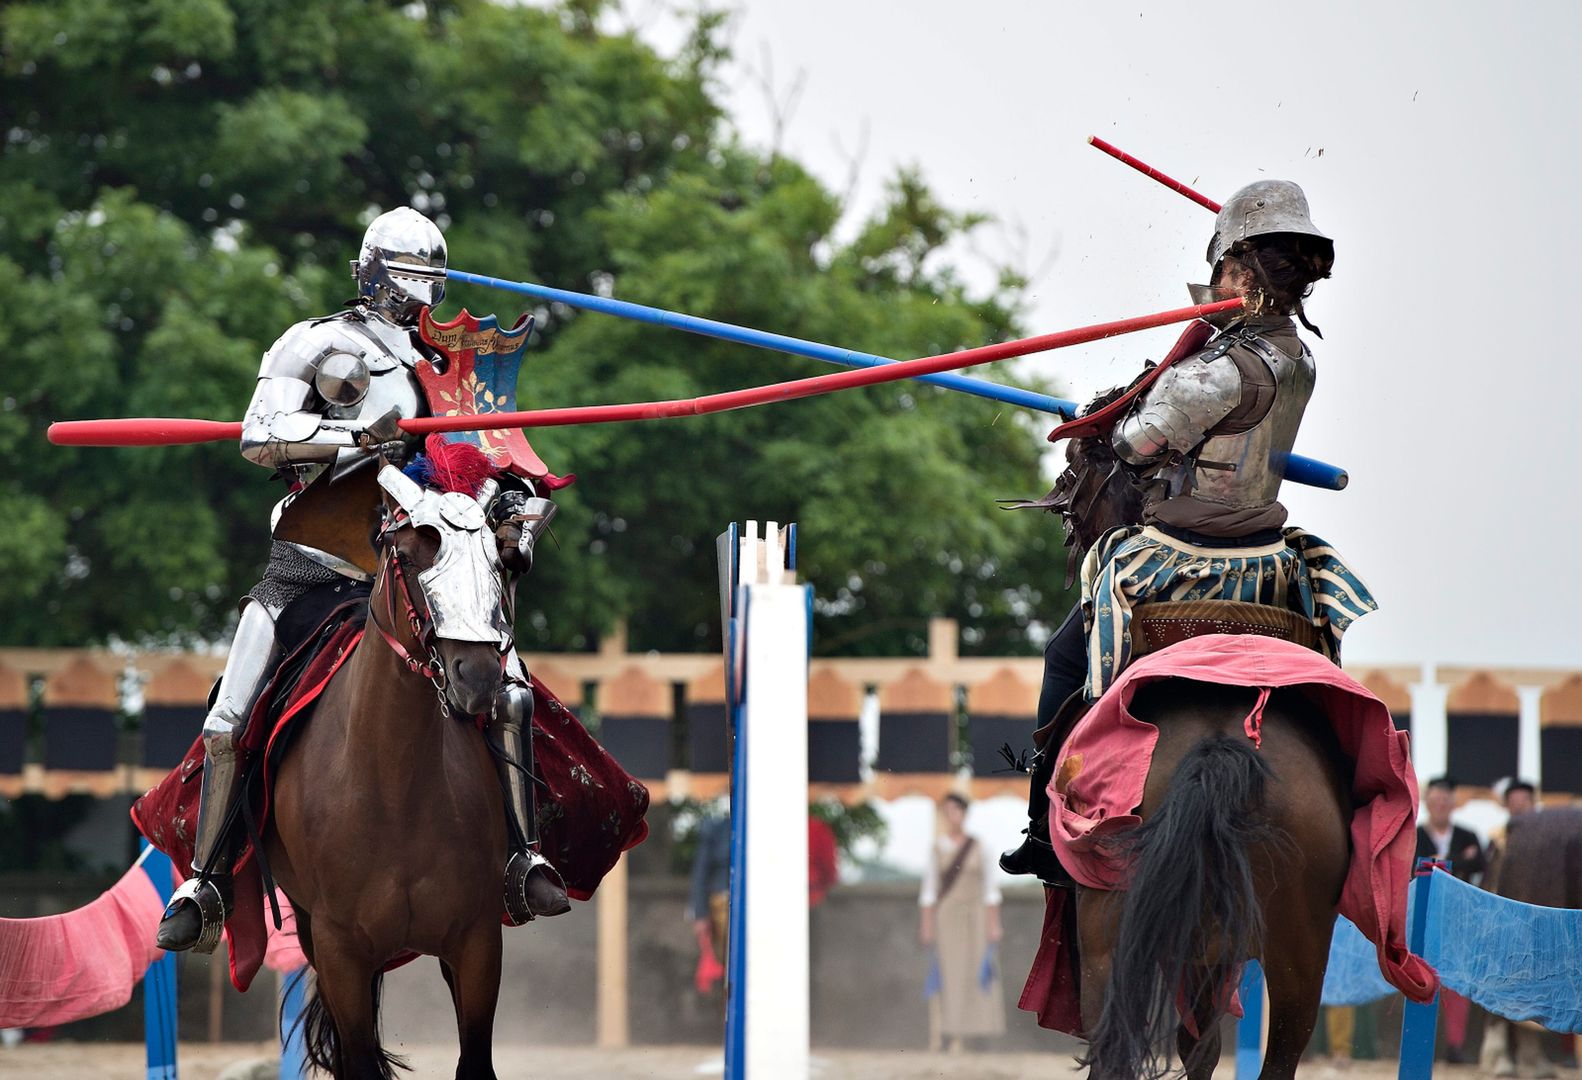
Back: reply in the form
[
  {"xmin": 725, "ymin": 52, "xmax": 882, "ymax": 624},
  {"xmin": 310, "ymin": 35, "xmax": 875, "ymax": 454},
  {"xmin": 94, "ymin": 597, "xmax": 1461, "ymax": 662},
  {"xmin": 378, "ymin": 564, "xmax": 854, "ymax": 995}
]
[{"xmin": 629, "ymin": 1, "xmax": 1582, "ymax": 669}]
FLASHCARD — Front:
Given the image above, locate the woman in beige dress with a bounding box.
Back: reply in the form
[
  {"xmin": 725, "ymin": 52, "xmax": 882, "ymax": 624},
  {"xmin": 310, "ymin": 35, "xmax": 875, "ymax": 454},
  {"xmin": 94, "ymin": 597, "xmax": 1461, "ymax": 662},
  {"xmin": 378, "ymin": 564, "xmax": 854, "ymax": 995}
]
[{"xmin": 919, "ymin": 792, "xmax": 1004, "ymax": 1050}]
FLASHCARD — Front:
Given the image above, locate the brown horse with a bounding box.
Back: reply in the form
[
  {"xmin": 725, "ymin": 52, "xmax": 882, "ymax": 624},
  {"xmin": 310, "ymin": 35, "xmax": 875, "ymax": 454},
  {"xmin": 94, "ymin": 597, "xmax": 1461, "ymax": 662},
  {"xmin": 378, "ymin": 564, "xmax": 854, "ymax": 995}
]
[
  {"xmin": 1043, "ymin": 427, "xmax": 1354, "ymax": 1079},
  {"xmin": 1074, "ymin": 683, "xmax": 1351, "ymax": 1079},
  {"xmin": 265, "ymin": 462, "xmax": 517, "ymax": 1079}
]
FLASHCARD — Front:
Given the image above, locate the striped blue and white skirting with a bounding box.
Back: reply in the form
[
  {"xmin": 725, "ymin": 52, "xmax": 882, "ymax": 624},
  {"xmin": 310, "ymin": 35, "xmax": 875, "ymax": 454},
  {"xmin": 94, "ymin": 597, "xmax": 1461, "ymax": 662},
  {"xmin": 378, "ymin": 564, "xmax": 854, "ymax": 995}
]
[{"xmin": 1078, "ymin": 525, "xmax": 1378, "ymax": 698}]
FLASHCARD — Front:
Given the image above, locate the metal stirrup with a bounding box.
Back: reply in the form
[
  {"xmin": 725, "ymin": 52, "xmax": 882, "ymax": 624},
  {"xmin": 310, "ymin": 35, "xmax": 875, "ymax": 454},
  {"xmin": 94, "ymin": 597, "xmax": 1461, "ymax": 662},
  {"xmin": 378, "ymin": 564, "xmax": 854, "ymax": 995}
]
[{"xmin": 165, "ymin": 877, "xmax": 229, "ymax": 954}]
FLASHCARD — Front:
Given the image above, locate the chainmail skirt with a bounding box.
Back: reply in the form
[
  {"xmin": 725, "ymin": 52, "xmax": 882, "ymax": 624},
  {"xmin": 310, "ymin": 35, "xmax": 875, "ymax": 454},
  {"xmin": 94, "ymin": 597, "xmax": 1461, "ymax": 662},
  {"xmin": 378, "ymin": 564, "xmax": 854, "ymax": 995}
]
[{"xmin": 247, "ymin": 541, "xmax": 349, "ymax": 613}]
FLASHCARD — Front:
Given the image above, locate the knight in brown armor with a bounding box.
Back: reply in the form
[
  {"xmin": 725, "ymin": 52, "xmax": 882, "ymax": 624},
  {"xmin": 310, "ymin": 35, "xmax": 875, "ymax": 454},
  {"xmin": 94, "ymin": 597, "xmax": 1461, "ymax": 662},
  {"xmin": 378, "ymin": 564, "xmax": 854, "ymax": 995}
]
[{"xmin": 1001, "ymin": 180, "xmax": 1377, "ymax": 884}]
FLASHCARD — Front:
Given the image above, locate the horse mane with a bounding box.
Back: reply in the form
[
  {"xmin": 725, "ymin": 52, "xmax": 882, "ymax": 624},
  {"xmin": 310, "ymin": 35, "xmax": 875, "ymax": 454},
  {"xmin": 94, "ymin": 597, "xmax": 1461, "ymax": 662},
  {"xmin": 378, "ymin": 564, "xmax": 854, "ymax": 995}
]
[{"xmin": 402, "ymin": 434, "xmax": 498, "ymax": 497}]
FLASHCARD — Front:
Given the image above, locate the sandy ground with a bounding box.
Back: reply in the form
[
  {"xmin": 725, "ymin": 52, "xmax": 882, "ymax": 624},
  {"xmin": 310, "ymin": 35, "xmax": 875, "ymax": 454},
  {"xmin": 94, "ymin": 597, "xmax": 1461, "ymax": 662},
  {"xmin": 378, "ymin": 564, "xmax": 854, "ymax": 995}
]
[{"xmin": 0, "ymin": 1042, "xmax": 1536, "ymax": 1079}]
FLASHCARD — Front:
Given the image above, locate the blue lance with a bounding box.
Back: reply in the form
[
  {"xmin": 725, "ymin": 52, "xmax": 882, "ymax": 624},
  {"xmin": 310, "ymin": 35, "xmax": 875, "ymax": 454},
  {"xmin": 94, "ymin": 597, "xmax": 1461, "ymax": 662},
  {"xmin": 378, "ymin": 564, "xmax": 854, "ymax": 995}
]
[{"xmin": 445, "ymin": 268, "xmax": 1348, "ymax": 491}]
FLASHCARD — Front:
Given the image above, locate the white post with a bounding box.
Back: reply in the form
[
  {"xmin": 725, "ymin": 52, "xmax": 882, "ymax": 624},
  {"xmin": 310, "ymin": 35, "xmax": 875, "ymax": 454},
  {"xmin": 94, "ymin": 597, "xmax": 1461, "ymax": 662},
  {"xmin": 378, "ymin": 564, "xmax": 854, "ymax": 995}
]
[
  {"xmin": 1409, "ymin": 662, "xmax": 1448, "ymax": 783},
  {"xmin": 1517, "ymin": 686, "xmax": 1542, "ymax": 785},
  {"xmin": 720, "ymin": 521, "xmax": 810, "ymax": 1080}
]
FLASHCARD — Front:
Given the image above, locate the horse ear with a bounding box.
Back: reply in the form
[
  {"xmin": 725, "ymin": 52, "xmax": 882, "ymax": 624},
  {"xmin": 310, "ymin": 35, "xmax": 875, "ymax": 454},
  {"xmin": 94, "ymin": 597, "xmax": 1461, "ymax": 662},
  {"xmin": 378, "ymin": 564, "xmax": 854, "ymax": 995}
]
[{"xmin": 377, "ymin": 464, "xmax": 425, "ymax": 513}]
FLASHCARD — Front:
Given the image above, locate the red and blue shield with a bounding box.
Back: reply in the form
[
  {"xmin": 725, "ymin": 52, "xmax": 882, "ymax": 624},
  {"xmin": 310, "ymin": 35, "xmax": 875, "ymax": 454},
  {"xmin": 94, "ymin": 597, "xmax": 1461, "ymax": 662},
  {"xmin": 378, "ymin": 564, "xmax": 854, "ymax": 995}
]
[{"xmin": 417, "ymin": 309, "xmax": 571, "ymax": 488}]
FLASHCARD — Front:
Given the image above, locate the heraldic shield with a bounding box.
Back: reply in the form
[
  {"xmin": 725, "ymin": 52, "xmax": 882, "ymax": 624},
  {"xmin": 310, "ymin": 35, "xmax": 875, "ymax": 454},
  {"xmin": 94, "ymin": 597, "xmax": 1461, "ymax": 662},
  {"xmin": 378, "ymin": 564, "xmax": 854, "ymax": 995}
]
[{"xmin": 417, "ymin": 309, "xmax": 573, "ymax": 489}]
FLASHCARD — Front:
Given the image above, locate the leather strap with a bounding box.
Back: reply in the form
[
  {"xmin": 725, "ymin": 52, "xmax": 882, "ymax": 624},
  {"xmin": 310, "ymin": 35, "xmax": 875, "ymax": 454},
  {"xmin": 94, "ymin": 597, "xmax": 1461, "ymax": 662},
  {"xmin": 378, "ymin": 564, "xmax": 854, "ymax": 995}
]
[
  {"xmin": 1046, "ymin": 320, "xmax": 1216, "ymax": 443},
  {"xmin": 370, "ymin": 548, "xmax": 442, "ymax": 681},
  {"xmin": 936, "ymin": 837, "xmax": 977, "ymax": 903}
]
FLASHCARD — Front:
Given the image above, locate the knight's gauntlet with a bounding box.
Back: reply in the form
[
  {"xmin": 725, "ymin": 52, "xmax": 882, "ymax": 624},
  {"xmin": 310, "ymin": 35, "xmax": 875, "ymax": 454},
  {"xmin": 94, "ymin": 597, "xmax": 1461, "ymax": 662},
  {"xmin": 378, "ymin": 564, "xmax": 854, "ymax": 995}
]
[{"xmin": 490, "ymin": 491, "xmax": 557, "ymax": 574}]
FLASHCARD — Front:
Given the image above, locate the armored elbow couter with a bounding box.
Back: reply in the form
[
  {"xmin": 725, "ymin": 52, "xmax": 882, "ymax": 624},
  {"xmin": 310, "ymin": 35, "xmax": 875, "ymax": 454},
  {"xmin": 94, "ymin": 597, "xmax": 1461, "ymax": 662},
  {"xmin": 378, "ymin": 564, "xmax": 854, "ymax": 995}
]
[{"xmin": 1110, "ymin": 352, "xmax": 1244, "ymax": 465}]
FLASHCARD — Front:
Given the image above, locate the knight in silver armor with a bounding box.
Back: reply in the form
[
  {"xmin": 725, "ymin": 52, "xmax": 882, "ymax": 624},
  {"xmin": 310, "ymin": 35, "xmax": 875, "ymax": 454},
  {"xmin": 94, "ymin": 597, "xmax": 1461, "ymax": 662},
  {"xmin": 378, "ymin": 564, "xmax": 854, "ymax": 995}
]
[
  {"xmin": 1001, "ymin": 180, "xmax": 1339, "ymax": 886},
  {"xmin": 156, "ymin": 207, "xmax": 567, "ymax": 951},
  {"xmin": 1110, "ymin": 178, "xmax": 1331, "ymax": 537}
]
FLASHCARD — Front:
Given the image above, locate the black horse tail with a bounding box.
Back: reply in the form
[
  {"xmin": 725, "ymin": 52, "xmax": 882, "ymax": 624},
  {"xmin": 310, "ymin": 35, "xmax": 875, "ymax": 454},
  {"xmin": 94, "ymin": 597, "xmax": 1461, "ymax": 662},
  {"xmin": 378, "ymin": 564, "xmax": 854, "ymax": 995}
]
[
  {"xmin": 289, "ymin": 967, "xmax": 409, "ymax": 1079},
  {"xmin": 1084, "ymin": 733, "xmax": 1278, "ymax": 1080}
]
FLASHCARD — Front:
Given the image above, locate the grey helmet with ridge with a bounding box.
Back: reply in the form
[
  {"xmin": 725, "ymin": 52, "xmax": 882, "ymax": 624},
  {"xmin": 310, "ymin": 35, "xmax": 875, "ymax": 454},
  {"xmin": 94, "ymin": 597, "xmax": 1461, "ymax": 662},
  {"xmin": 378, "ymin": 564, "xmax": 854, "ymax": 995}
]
[
  {"xmin": 1206, "ymin": 180, "xmax": 1331, "ymax": 269},
  {"xmin": 351, "ymin": 207, "xmax": 447, "ymax": 326}
]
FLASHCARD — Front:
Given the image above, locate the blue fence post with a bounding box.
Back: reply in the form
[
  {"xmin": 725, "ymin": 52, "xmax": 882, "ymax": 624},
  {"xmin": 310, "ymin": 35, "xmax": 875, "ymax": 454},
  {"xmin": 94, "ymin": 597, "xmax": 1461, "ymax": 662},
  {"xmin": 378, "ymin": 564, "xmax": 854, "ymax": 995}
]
[
  {"xmin": 1236, "ymin": 960, "xmax": 1265, "ymax": 1079},
  {"xmin": 280, "ymin": 966, "xmax": 310, "ymax": 1080},
  {"xmin": 140, "ymin": 841, "xmax": 178, "ymax": 1080},
  {"xmin": 1398, "ymin": 859, "xmax": 1444, "ymax": 1080},
  {"xmin": 718, "ymin": 523, "xmax": 747, "ymax": 1080}
]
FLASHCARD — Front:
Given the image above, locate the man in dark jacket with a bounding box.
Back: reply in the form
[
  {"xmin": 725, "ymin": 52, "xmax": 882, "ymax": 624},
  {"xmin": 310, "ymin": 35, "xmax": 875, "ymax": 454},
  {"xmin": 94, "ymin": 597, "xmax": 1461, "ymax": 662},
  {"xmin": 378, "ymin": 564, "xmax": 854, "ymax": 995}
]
[{"xmin": 1415, "ymin": 776, "xmax": 1486, "ymax": 881}]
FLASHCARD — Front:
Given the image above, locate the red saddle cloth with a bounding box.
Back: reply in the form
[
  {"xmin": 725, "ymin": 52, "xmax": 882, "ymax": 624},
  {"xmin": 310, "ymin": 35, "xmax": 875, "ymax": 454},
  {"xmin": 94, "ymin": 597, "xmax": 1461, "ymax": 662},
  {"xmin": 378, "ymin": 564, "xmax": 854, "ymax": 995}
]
[
  {"xmin": 1017, "ymin": 634, "xmax": 1438, "ymax": 1034},
  {"xmin": 131, "ymin": 626, "xmax": 650, "ymax": 992}
]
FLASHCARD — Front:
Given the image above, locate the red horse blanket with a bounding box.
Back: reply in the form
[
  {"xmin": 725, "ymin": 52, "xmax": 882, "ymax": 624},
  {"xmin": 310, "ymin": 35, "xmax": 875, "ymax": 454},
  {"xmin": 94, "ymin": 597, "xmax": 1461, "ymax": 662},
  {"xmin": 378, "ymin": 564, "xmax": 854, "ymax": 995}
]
[
  {"xmin": 131, "ymin": 629, "xmax": 649, "ymax": 992},
  {"xmin": 1018, "ymin": 634, "xmax": 1438, "ymax": 1034}
]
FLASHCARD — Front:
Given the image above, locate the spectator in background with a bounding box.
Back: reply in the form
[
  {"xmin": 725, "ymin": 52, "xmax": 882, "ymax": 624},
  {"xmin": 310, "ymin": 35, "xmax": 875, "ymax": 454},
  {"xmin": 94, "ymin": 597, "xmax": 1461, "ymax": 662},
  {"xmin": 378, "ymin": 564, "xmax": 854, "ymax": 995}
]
[
  {"xmin": 1416, "ymin": 776, "xmax": 1486, "ymax": 882},
  {"xmin": 919, "ymin": 792, "xmax": 1003, "ymax": 1051},
  {"xmin": 1489, "ymin": 779, "xmax": 1539, "ymax": 862},
  {"xmin": 689, "ymin": 809, "xmax": 843, "ymax": 997},
  {"xmin": 689, "ymin": 813, "xmax": 732, "ymax": 996},
  {"xmin": 1504, "ymin": 780, "xmax": 1538, "ymax": 818},
  {"xmin": 1416, "ymin": 776, "xmax": 1485, "ymax": 1063},
  {"xmin": 808, "ymin": 815, "xmax": 839, "ymax": 908},
  {"xmin": 1484, "ymin": 778, "xmax": 1571, "ymax": 1072}
]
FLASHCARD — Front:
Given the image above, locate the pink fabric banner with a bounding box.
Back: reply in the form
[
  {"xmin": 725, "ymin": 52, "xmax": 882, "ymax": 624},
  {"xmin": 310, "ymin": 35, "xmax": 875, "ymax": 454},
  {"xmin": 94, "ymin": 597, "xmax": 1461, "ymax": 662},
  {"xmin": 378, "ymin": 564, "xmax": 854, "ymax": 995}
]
[
  {"xmin": 263, "ymin": 890, "xmax": 308, "ymax": 974},
  {"xmin": 0, "ymin": 859, "xmax": 169, "ymax": 1028}
]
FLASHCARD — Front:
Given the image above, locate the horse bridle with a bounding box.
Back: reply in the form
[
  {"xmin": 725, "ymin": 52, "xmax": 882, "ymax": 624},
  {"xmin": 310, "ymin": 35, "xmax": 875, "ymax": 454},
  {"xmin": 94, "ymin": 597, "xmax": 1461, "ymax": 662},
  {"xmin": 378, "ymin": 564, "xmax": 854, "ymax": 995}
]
[
  {"xmin": 368, "ymin": 507, "xmax": 453, "ymax": 706},
  {"xmin": 369, "ymin": 505, "xmax": 512, "ymax": 717}
]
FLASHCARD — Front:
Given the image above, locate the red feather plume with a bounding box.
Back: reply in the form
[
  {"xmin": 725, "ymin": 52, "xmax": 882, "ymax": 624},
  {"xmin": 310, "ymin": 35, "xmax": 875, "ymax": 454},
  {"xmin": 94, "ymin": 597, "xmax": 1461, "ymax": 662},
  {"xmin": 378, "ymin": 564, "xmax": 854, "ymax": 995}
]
[{"xmin": 420, "ymin": 434, "xmax": 498, "ymax": 496}]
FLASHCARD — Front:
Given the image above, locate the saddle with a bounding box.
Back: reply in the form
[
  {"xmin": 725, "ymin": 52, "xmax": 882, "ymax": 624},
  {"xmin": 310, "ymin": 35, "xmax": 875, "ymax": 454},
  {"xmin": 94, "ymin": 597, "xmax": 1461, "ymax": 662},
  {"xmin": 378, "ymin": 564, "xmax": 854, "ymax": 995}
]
[
  {"xmin": 133, "ymin": 598, "xmax": 650, "ymax": 992},
  {"xmin": 1035, "ymin": 600, "xmax": 1323, "ymax": 763},
  {"xmin": 1130, "ymin": 599, "xmax": 1322, "ymax": 660}
]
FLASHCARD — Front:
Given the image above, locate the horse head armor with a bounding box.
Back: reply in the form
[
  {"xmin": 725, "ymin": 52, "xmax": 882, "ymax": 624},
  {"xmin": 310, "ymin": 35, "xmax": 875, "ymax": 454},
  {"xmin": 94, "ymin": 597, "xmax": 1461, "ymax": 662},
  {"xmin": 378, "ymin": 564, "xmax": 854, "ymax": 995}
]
[{"xmin": 376, "ymin": 464, "xmax": 512, "ymax": 650}]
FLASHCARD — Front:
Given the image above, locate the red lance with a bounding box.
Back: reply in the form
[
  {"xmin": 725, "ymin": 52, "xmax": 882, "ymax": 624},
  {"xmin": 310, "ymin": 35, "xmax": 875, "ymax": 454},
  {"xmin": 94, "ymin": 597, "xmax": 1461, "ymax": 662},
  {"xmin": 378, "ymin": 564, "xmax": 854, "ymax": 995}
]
[
  {"xmin": 1044, "ymin": 137, "xmax": 1226, "ymax": 444},
  {"xmin": 48, "ymin": 299, "xmax": 1242, "ymax": 447}
]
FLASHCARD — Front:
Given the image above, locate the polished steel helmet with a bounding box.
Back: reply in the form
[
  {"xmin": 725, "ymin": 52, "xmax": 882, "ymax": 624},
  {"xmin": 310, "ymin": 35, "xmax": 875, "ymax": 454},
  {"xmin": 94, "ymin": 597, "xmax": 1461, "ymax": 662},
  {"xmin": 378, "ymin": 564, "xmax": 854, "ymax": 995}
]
[
  {"xmin": 1206, "ymin": 180, "xmax": 1330, "ymax": 268},
  {"xmin": 351, "ymin": 207, "xmax": 447, "ymax": 326}
]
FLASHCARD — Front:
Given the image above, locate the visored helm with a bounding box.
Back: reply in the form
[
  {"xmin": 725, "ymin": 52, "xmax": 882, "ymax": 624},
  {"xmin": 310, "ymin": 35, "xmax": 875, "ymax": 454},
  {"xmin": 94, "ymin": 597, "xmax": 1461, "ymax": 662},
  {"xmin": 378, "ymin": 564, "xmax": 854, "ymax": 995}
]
[
  {"xmin": 1205, "ymin": 180, "xmax": 1331, "ymax": 269},
  {"xmin": 351, "ymin": 207, "xmax": 447, "ymax": 326}
]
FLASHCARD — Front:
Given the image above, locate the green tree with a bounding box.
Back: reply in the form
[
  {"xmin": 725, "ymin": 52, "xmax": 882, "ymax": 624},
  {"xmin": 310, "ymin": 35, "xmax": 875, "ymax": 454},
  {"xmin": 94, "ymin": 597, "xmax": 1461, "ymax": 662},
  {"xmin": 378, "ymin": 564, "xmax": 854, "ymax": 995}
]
[{"xmin": 0, "ymin": 0, "xmax": 1072, "ymax": 655}]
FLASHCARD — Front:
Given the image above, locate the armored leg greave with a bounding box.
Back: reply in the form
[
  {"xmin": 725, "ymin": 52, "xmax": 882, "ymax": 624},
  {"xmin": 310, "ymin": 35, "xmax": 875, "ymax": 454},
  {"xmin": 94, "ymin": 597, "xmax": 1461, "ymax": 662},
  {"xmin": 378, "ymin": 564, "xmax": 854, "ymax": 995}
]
[
  {"xmin": 157, "ymin": 600, "xmax": 282, "ymax": 953},
  {"xmin": 496, "ymin": 652, "xmax": 569, "ymax": 922}
]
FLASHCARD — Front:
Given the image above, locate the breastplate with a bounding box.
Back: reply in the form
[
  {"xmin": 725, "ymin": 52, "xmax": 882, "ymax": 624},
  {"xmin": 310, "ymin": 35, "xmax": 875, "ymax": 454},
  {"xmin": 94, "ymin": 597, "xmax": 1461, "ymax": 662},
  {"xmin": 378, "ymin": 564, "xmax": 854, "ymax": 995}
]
[
  {"xmin": 271, "ymin": 315, "xmax": 432, "ymax": 577},
  {"xmin": 1175, "ymin": 334, "xmax": 1315, "ymax": 509},
  {"xmin": 313, "ymin": 315, "xmax": 430, "ymax": 471}
]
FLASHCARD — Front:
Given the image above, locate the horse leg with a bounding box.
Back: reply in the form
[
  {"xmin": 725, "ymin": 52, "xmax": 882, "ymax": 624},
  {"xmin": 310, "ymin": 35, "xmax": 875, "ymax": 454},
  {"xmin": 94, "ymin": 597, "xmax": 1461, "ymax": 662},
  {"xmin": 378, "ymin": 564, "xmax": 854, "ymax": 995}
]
[
  {"xmin": 448, "ymin": 925, "xmax": 503, "ymax": 1080},
  {"xmin": 438, "ymin": 958, "xmax": 471, "ymax": 1071},
  {"xmin": 310, "ymin": 929, "xmax": 392, "ymax": 1080},
  {"xmin": 1257, "ymin": 914, "xmax": 1334, "ymax": 1080},
  {"xmin": 439, "ymin": 957, "xmax": 460, "ymax": 1013},
  {"xmin": 1076, "ymin": 888, "xmax": 1122, "ymax": 1078}
]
